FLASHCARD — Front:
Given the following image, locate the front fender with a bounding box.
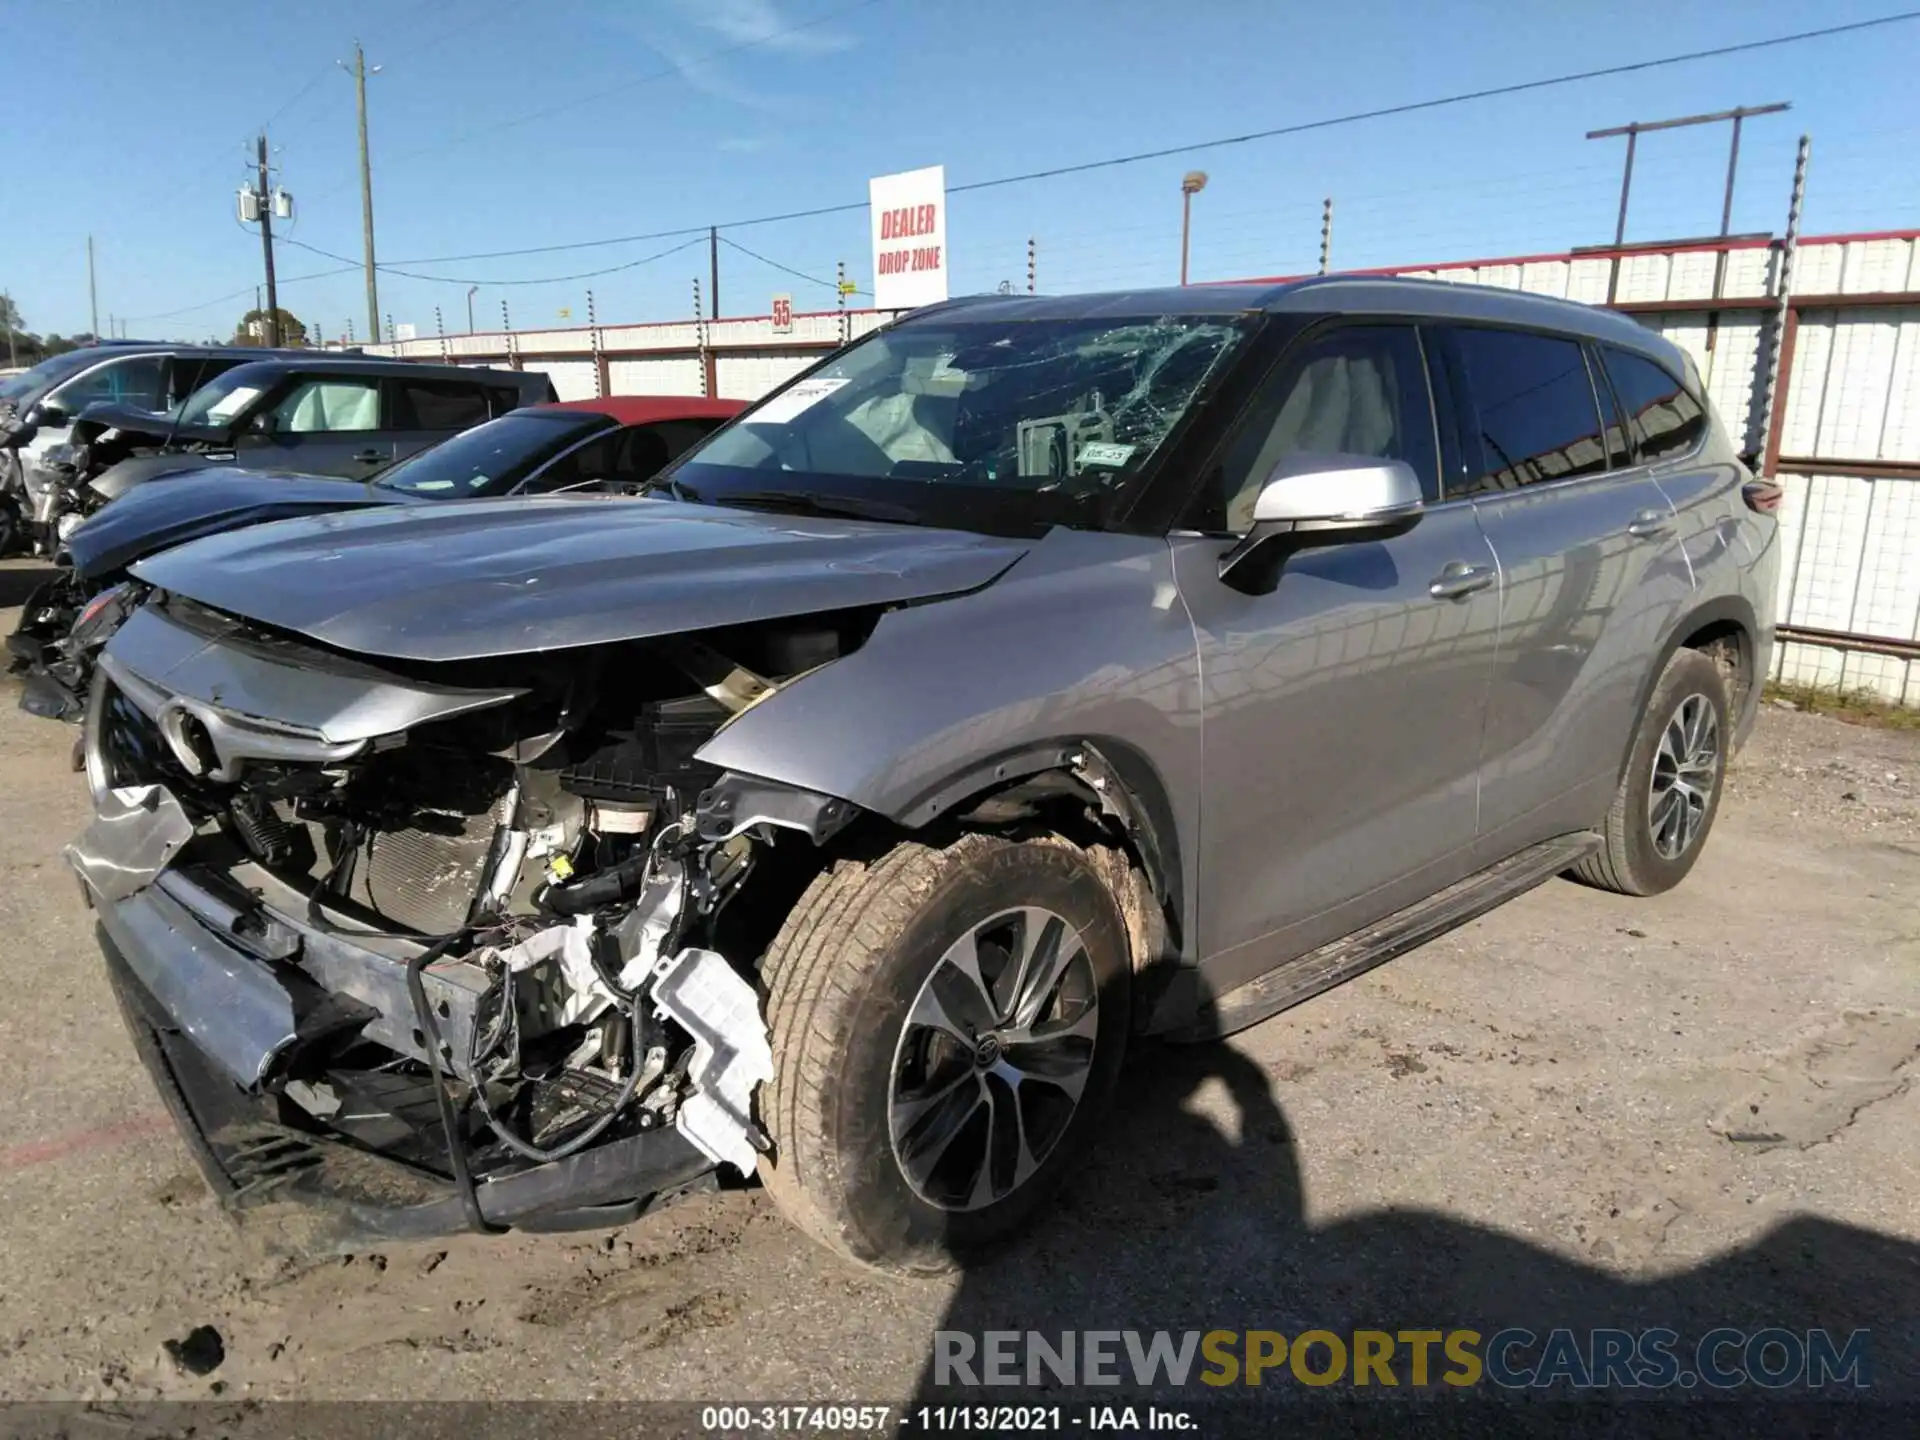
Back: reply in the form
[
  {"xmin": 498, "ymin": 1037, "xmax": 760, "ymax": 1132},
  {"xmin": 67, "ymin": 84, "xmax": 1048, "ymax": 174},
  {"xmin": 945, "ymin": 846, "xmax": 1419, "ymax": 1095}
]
[{"xmin": 693, "ymin": 528, "xmax": 1205, "ymax": 957}]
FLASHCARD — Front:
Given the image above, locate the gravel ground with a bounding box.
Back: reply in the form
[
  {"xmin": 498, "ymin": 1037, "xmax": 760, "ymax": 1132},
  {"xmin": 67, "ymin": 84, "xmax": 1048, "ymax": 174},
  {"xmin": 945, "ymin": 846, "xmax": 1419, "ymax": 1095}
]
[{"xmin": 0, "ymin": 556, "xmax": 1915, "ymax": 1418}]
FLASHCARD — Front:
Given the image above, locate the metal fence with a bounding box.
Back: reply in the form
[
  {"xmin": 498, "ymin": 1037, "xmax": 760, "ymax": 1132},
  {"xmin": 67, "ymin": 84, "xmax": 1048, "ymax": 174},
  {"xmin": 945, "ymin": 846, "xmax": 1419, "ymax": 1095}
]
[{"xmin": 359, "ymin": 225, "xmax": 1920, "ymax": 706}]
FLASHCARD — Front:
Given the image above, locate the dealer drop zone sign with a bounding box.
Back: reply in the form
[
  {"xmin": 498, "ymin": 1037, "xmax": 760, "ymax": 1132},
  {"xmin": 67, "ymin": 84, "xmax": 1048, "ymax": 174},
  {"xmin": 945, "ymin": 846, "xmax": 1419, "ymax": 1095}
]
[{"xmin": 869, "ymin": 164, "xmax": 949, "ymax": 311}]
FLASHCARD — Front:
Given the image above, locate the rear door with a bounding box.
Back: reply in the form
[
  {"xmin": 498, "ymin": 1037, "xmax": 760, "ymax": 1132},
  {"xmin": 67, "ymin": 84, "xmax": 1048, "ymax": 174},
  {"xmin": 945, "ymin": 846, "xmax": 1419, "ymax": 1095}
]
[
  {"xmin": 1598, "ymin": 344, "xmax": 1739, "ymax": 593},
  {"xmin": 1171, "ymin": 322, "xmax": 1503, "ymax": 996},
  {"xmin": 238, "ymin": 373, "xmax": 390, "ymax": 477},
  {"xmin": 387, "ymin": 376, "xmax": 495, "ymax": 461},
  {"xmin": 1437, "ymin": 325, "xmax": 1695, "ymax": 862}
]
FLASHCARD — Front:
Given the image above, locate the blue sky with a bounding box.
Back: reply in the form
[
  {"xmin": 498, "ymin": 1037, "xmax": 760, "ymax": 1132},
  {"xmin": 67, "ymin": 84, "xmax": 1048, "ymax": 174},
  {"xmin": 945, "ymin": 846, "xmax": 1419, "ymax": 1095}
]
[{"xmin": 7, "ymin": 0, "xmax": 1920, "ymax": 343}]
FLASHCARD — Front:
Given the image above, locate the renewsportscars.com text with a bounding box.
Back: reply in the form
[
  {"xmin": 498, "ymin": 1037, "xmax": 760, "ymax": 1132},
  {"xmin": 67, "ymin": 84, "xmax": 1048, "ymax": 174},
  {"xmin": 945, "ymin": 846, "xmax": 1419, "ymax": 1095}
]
[{"xmin": 932, "ymin": 1327, "xmax": 1871, "ymax": 1391}]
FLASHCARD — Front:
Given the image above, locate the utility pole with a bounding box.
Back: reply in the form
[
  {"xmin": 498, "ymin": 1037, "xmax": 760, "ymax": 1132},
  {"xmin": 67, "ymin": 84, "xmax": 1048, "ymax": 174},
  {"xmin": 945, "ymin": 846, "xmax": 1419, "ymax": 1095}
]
[
  {"xmin": 709, "ymin": 226, "xmax": 721, "ymax": 321},
  {"xmin": 342, "ymin": 42, "xmax": 382, "ymax": 344},
  {"xmin": 3, "ymin": 292, "xmax": 16, "ymax": 367},
  {"xmin": 1319, "ymin": 197, "xmax": 1335, "ymax": 275},
  {"xmin": 256, "ymin": 133, "xmax": 281, "ymax": 347},
  {"xmin": 87, "ymin": 236, "xmax": 99, "ymax": 340}
]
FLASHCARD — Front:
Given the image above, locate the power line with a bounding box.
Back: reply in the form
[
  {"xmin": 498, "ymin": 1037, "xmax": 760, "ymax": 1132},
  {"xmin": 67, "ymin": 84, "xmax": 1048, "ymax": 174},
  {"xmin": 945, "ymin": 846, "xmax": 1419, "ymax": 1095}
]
[
  {"xmin": 307, "ymin": 10, "xmax": 1920, "ymax": 269},
  {"xmin": 718, "ymin": 235, "xmax": 867, "ymax": 295},
  {"xmin": 928, "ymin": 13, "xmax": 1920, "ymax": 197},
  {"xmin": 261, "ymin": 61, "xmax": 339, "ymax": 135},
  {"xmin": 120, "ymin": 265, "xmax": 360, "ymax": 323},
  {"xmin": 279, "ymin": 234, "xmax": 706, "ymax": 287}
]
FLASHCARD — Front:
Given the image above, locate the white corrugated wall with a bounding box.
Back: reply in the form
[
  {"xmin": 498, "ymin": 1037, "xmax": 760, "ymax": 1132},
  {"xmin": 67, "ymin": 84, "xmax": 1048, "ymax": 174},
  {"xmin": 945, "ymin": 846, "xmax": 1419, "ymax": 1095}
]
[{"xmin": 520, "ymin": 359, "xmax": 598, "ymax": 401}]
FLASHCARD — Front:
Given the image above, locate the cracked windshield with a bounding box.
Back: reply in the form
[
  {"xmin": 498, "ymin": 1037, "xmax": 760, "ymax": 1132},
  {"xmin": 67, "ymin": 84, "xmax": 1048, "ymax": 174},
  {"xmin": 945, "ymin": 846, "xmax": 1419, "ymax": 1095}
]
[{"xmin": 678, "ymin": 315, "xmax": 1245, "ymax": 521}]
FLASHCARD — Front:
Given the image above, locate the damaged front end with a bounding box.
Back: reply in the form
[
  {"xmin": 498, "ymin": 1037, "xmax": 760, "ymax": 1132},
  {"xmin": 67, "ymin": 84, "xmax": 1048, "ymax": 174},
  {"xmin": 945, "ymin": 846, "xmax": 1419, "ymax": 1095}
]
[{"xmin": 73, "ymin": 591, "xmax": 863, "ymax": 1242}]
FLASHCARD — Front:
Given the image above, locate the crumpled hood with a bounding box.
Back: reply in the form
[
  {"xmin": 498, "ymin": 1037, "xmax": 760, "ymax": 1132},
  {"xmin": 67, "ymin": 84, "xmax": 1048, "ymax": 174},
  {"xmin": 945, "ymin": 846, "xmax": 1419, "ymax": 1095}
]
[
  {"xmin": 132, "ymin": 496, "xmax": 1031, "ymax": 662},
  {"xmin": 69, "ymin": 469, "xmax": 405, "ymax": 581}
]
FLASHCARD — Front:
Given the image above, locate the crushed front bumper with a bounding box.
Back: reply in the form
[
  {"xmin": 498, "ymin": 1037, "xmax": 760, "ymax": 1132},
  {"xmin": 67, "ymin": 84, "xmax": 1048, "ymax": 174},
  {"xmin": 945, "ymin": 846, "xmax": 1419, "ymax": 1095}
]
[{"xmin": 85, "ymin": 861, "xmax": 719, "ymax": 1245}]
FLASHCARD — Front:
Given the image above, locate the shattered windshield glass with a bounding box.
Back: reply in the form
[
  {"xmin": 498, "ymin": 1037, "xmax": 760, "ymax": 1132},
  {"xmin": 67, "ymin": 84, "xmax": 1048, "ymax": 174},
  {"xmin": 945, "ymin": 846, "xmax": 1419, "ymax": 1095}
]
[{"xmin": 672, "ymin": 314, "xmax": 1248, "ymax": 532}]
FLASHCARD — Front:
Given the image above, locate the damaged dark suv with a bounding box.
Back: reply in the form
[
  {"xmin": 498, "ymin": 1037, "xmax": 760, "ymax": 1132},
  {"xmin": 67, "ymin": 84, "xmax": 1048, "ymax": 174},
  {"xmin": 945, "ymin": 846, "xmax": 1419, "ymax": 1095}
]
[{"xmin": 69, "ymin": 280, "xmax": 1777, "ymax": 1272}]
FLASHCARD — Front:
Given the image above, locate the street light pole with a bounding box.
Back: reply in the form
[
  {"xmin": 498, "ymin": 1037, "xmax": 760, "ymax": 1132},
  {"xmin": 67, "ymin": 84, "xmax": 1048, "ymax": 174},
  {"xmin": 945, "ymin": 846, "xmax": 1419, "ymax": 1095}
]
[
  {"xmin": 1179, "ymin": 171, "xmax": 1208, "ymax": 286},
  {"xmin": 467, "ymin": 285, "xmax": 478, "ymax": 334}
]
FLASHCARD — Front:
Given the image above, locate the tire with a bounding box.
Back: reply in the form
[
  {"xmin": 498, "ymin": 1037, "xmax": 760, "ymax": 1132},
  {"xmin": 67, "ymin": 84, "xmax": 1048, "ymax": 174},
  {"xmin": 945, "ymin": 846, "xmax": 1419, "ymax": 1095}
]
[
  {"xmin": 1571, "ymin": 647, "xmax": 1731, "ymax": 896},
  {"xmin": 758, "ymin": 832, "xmax": 1131, "ymax": 1274}
]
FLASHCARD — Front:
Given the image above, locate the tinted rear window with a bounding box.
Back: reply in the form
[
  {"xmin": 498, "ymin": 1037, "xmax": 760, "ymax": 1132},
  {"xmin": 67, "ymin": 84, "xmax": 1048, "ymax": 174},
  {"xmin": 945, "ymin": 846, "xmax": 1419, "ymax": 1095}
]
[
  {"xmin": 393, "ymin": 380, "xmax": 491, "ymax": 430},
  {"xmin": 1602, "ymin": 347, "xmax": 1707, "ymax": 464},
  {"xmin": 1450, "ymin": 328, "xmax": 1610, "ymax": 494}
]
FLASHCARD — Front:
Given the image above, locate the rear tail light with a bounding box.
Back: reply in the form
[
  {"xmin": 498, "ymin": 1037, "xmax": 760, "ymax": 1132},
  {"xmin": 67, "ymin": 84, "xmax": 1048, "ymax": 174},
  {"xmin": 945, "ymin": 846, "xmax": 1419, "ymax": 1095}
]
[{"xmin": 1742, "ymin": 479, "xmax": 1783, "ymax": 514}]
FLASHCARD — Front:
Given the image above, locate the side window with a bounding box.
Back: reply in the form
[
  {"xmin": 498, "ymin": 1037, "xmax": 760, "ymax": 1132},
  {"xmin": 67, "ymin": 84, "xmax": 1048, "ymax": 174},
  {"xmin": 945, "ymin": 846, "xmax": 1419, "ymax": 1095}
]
[
  {"xmin": 270, "ymin": 378, "xmax": 381, "ymax": 433},
  {"xmin": 393, "ymin": 380, "xmax": 491, "ymax": 431},
  {"xmin": 1449, "ymin": 328, "xmax": 1610, "ymax": 493},
  {"xmin": 523, "ymin": 434, "xmax": 617, "ymax": 494},
  {"xmin": 165, "ymin": 357, "xmax": 243, "ymax": 408},
  {"xmin": 524, "ymin": 426, "xmax": 673, "ymax": 493},
  {"xmin": 50, "ymin": 356, "xmax": 166, "ymax": 413},
  {"xmin": 1203, "ymin": 325, "xmax": 1438, "ymax": 533},
  {"xmin": 1601, "ymin": 347, "xmax": 1707, "ymax": 464},
  {"xmin": 488, "ymin": 385, "xmax": 526, "ymax": 417},
  {"xmin": 650, "ymin": 418, "xmax": 722, "ymax": 465}
]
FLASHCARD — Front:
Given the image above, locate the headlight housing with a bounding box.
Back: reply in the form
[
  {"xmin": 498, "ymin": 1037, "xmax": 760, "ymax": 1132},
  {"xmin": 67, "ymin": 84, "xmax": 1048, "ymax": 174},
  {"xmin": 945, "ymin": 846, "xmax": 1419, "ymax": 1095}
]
[{"xmin": 70, "ymin": 581, "xmax": 146, "ymax": 650}]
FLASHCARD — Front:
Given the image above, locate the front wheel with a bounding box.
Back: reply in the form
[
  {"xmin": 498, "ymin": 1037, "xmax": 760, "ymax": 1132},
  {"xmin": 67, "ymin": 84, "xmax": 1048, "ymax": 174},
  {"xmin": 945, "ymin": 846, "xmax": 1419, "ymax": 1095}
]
[
  {"xmin": 758, "ymin": 833, "xmax": 1131, "ymax": 1274},
  {"xmin": 1571, "ymin": 647, "xmax": 1731, "ymax": 896}
]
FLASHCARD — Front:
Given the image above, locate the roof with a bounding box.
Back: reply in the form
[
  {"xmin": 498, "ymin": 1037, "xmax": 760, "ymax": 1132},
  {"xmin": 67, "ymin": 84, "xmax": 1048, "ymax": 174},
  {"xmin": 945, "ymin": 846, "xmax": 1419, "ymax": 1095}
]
[
  {"xmin": 541, "ymin": 395, "xmax": 747, "ymax": 424},
  {"xmin": 908, "ymin": 276, "xmax": 1683, "ymax": 370},
  {"xmin": 1264, "ymin": 275, "xmax": 1679, "ymax": 359},
  {"xmin": 208, "ymin": 355, "xmax": 530, "ymax": 380}
]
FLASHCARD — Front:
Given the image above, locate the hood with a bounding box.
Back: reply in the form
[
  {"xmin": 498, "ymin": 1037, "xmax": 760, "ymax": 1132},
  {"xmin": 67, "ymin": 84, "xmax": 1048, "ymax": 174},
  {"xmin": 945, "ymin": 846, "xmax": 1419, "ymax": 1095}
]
[
  {"xmin": 69, "ymin": 469, "xmax": 404, "ymax": 582},
  {"xmin": 132, "ymin": 496, "xmax": 1031, "ymax": 662},
  {"xmin": 72, "ymin": 401, "xmax": 217, "ymax": 446}
]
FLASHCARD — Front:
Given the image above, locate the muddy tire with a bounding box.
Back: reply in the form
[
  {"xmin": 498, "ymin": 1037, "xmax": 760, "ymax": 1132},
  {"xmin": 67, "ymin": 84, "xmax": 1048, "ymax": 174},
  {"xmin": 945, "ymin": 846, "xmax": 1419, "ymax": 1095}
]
[
  {"xmin": 1571, "ymin": 647, "xmax": 1731, "ymax": 897},
  {"xmin": 758, "ymin": 832, "xmax": 1130, "ymax": 1274}
]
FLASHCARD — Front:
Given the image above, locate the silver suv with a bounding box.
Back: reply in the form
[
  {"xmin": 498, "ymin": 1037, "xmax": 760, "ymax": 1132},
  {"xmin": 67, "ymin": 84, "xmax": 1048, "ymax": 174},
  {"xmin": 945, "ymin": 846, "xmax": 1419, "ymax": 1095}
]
[{"xmin": 68, "ymin": 279, "xmax": 1777, "ymax": 1272}]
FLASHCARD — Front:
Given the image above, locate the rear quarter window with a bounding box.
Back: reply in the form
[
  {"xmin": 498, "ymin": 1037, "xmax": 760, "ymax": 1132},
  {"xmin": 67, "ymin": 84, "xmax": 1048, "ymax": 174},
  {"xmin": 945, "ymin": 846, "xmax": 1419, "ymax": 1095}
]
[{"xmin": 1601, "ymin": 347, "xmax": 1708, "ymax": 464}]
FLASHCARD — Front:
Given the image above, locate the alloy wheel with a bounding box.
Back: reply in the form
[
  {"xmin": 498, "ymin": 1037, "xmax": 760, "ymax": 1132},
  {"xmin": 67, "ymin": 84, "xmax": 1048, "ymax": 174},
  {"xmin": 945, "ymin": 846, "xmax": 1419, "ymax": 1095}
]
[
  {"xmin": 888, "ymin": 906, "xmax": 1100, "ymax": 1212},
  {"xmin": 1648, "ymin": 692, "xmax": 1720, "ymax": 860}
]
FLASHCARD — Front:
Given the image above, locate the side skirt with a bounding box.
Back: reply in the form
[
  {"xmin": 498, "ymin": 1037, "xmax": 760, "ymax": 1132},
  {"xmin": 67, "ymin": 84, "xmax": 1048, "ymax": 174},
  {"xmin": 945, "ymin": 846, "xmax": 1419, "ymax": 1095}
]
[{"xmin": 1168, "ymin": 832, "xmax": 1601, "ymax": 1043}]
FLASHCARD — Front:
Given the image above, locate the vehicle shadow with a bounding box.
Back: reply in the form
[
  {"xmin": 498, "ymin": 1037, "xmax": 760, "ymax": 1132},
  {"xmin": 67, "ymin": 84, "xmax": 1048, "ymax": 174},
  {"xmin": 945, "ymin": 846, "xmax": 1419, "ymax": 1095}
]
[{"xmin": 913, "ymin": 971, "xmax": 1920, "ymax": 1432}]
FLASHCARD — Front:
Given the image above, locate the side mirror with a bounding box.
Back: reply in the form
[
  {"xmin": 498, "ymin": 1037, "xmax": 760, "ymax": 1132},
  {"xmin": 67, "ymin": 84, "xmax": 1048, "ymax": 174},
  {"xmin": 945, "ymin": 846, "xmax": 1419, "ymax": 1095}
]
[
  {"xmin": 244, "ymin": 409, "xmax": 279, "ymax": 439},
  {"xmin": 1219, "ymin": 452, "xmax": 1425, "ymax": 590},
  {"xmin": 30, "ymin": 402, "xmax": 69, "ymax": 429}
]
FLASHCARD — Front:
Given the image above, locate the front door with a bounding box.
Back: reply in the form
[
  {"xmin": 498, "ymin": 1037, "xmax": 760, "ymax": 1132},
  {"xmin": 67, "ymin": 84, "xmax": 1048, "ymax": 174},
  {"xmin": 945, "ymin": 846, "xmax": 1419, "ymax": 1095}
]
[
  {"xmin": 1171, "ymin": 323, "xmax": 1503, "ymax": 998},
  {"xmin": 240, "ymin": 375, "xmax": 392, "ymax": 478}
]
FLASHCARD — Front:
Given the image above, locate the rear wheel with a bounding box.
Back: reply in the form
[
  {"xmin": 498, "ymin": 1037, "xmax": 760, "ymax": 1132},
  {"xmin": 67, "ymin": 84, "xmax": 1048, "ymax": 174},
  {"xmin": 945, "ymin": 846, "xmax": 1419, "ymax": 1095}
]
[
  {"xmin": 1572, "ymin": 647, "xmax": 1730, "ymax": 896},
  {"xmin": 758, "ymin": 832, "xmax": 1130, "ymax": 1274}
]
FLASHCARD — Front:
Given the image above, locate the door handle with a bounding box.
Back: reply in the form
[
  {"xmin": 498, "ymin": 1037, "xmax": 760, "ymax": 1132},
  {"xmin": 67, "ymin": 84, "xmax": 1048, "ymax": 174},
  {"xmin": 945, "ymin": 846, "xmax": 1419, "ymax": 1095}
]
[
  {"xmin": 352, "ymin": 448, "xmax": 386, "ymax": 465},
  {"xmin": 1428, "ymin": 561, "xmax": 1495, "ymax": 601},
  {"xmin": 1627, "ymin": 508, "xmax": 1673, "ymax": 539}
]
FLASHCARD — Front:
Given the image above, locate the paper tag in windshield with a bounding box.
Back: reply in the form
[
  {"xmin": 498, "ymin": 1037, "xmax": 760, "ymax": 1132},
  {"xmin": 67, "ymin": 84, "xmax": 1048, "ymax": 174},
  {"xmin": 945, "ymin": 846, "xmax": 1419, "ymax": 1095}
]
[
  {"xmin": 748, "ymin": 377, "xmax": 850, "ymax": 425},
  {"xmin": 1077, "ymin": 441, "xmax": 1136, "ymax": 469},
  {"xmin": 207, "ymin": 386, "xmax": 263, "ymax": 424}
]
